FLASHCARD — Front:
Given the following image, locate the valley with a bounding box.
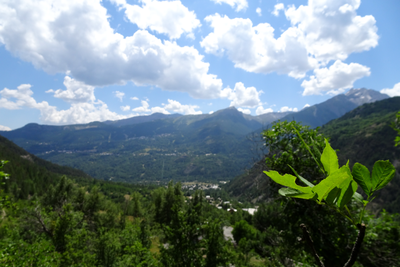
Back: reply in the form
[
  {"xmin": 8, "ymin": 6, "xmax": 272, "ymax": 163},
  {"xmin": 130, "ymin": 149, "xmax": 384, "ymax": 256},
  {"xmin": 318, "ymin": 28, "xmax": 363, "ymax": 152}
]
[
  {"xmin": 1, "ymin": 90, "xmax": 399, "ymax": 266},
  {"xmin": 0, "ymin": 88, "xmax": 389, "ymax": 184}
]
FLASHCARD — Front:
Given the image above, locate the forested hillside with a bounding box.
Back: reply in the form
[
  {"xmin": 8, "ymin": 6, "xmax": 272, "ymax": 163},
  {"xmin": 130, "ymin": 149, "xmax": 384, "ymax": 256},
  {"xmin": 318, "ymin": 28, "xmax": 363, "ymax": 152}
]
[
  {"xmin": 1, "ymin": 107, "xmax": 400, "ymax": 266},
  {"xmin": 1, "ymin": 108, "xmax": 288, "ymax": 183},
  {"xmin": 0, "ymin": 89, "xmax": 387, "ymax": 184},
  {"xmin": 227, "ymin": 97, "xmax": 400, "ymax": 213}
]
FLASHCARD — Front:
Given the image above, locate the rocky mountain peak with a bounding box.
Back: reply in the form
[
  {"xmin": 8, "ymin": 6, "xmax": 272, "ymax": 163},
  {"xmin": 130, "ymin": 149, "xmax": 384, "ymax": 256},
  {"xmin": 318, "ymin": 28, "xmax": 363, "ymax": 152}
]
[{"xmin": 345, "ymin": 88, "xmax": 389, "ymax": 106}]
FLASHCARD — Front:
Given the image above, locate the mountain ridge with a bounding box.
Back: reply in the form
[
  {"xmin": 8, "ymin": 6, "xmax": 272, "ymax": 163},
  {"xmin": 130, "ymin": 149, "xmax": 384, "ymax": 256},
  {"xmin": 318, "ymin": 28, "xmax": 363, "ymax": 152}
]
[{"xmin": 0, "ymin": 88, "xmax": 389, "ymax": 183}]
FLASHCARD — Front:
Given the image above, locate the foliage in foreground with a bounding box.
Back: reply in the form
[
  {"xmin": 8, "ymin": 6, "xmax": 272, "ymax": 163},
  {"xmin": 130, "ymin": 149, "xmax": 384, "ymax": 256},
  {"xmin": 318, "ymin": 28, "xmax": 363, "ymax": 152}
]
[{"xmin": 265, "ymin": 122, "xmax": 397, "ymax": 266}]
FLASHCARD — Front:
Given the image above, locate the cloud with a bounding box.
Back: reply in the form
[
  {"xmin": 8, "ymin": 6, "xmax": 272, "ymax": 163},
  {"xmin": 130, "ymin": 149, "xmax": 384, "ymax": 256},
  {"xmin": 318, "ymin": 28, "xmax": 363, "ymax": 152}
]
[
  {"xmin": 131, "ymin": 97, "xmax": 139, "ymax": 100},
  {"xmin": 301, "ymin": 60, "xmax": 371, "ymax": 96},
  {"xmin": 272, "ymin": 3, "xmax": 284, "ymax": 16},
  {"xmin": 211, "ymin": 0, "xmax": 248, "ymax": 12},
  {"xmin": 201, "ymin": 0, "xmax": 378, "ymax": 94},
  {"xmin": 121, "ymin": 105, "xmax": 131, "ymax": 111},
  {"xmin": 255, "ymin": 106, "xmax": 273, "ymax": 115},
  {"xmin": 220, "ymin": 82, "xmax": 262, "ymax": 108},
  {"xmin": 46, "ymin": 77, "xmax": 96, "ymax": 104},
  {"xmin": 131, "ymin": 99, "xmax": 201, "ymax": 115},
  {"xmin": 209, "ymin": 111, "xmax": 214, "ymax": 114},
  {"xmin": 0, "ymin": 0, "xmax": 223, "ymax": 99},
  {"xmin": 380, "ymin": 83, "xmax": 400, "ymax": 97},
  {"xmin": 302, "ymin": 103, "xmax": 310, "ymax": 109},
  {"xmin": 238, "ymin": 108, "xmax": 251, "ymax": 115},
  {"xmin": 256, "ymin": 7, "xmax": 262, "ymax": 16},
  {"xmin": 132, "ymin": 100, "xmax": 152, "ymax": 113},
  {"xmin": 114, "ymin": 91, "xmax": 125, "ymax": 102},
  {"xmin": 285, "ymin": 0, "xmax": 378, "ymax": 64},
  {"xmin": 0, "ymin": 125, "xmax": 11, "ymax": 131},
  {"xmin": 201, "ymin": 14, "xmax": 317, "ymax": 78},
  {"xmin": 0, "ymin": 84, "xmax": 52, "ymax": 110},
  {"xmin": 0, "ymin": 80, "xmax": 128, "ymax": 125},
  {"xmin": 123, "ymin": 0, "xmax": 201, "ymax": 39},
  {"xmin": 163, "ymin": 99, "xmax": 202, "ymax": 115},
  {"xmin": 280, "ymin": 106, "xmax": 298, "ymax": 112}
]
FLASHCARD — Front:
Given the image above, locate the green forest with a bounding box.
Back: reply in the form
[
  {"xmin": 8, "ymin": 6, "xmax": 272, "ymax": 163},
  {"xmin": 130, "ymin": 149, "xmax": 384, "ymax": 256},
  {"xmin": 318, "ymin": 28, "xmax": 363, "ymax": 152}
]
[{"xmin": 0, "ymin": 107, "xmax": 400, "ymax": 266}]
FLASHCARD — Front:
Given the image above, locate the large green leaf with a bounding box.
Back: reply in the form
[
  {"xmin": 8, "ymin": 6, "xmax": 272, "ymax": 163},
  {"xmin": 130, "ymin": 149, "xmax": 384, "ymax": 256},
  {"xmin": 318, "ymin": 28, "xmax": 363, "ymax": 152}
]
[
  {"xmin": 336, "ymin": 179, "xmax": 358, "ymax": 209},
  {"xmin": 311, "ymin": 166, "xmax": 352, "ymax": 204},
  {"xmin": 372, "ymin": 160, "xmax": 396, "ymax": 191},
  {"xmin": 288, "ymin": 165, "xmax": 315, "ymax": 187},
  {"xmin": 352, "ymin": 163, "xmax": 371, "ymax": 196},
  {"xmin": 278, "ymin": 188, "xmax": 317, "ymax": 200},
  {"xmin": 321, "ymin": 139, "xmax": 339, "ymax": 176},
  {"xmin": 264, "ymin": 170, "xmax": 313, "ymax": 196}
]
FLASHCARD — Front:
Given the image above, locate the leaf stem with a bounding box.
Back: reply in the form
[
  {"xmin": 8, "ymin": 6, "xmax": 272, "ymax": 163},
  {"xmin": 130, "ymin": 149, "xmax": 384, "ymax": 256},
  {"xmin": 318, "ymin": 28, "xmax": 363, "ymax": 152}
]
[
  {"xmin": 292, "ymin": 125, "xmax": 325, "ymax": 175},
  {"xmin": 343, "ymin": 224, "xmax": 366, "ymax": 267},
  {"xmin": 300, "ymin": 224, "xmax": 325, "ymax": 267}
]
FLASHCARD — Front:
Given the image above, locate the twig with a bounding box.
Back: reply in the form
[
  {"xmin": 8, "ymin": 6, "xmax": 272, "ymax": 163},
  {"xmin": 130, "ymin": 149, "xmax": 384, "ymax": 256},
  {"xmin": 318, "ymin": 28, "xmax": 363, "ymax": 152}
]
[
  {"xmin": 300, "ymin": 224, "xmax": 325, "ymax": 267},
  {"xmin": 33, "ymin": 206, "xmax": 53, "ymax": 239},
  {"xmin": 343, "ymin": 223, "xmax": 366, "ymax": 267}
]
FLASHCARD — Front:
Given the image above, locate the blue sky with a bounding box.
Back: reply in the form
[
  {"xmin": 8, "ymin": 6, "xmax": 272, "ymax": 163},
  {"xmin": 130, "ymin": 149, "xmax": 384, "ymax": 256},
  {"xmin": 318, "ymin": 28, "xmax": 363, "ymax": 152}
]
[{"xmin": 1, "ymin": 0, "xmax": 400, "ymax": 130}]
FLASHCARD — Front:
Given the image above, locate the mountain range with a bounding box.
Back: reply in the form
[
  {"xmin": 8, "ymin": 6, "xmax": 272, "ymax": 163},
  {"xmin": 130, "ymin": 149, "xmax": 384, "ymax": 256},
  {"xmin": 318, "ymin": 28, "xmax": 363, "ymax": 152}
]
[{"xmin": 0, "ymin": 88, "xmax": 389, "ymax": 183}]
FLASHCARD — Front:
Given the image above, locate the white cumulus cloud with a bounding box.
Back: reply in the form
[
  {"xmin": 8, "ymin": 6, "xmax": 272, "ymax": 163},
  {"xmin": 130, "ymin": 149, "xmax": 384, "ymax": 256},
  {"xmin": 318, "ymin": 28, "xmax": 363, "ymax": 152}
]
[
  {"xmin": 211, "ymin": 0, "xmax": 248, "ymax": 12},
  {"xmin": 120, "ymin": 105, "xmax": 131, "ymax": 111},
  {"xmin": 114, "ymin": 91, "xmax": 125, "ymax": 102},
  {"xmin": 238, "ymin": 108, "xmax": 251, "ymax": 115},
  {"xmin": 280, "ymin": 106, "xmax": 298, "ymax": 112},
  {"xmin": 0, "ymin": 0, "xmax": 223, "ymax": 99},
  {"xmin": 272, "ymin": 3, "xmax": 284, "ymax": 16},
  {"xmin": 285, "ymin": 0, "xmax": 378, "ymax": 64},
  {"xmin": 302, "ymin": 103, "xmax": 310, "ymax": 109},
  {"xmin": 131, "ymin": 99, "xmax": 202, "ymax": 115},
  {"xmin": 220, "ymin": 82, "xmax": 262, "ymax": 108},
  {"xmin": 123, "ymin": 0, "xmax": 201, "ymax": 39},
  {"xmin": 131, "ymin": 97, "xmax": 139, "ymax": 100},
  {"xmin": 301, "ymin": 60, "xmax": 371, "ymax": 96},
  {"xmin": 47, "ymin": 77, "xmax": 96, "ymax": 104},
  {"xmin": 0, "ymin": 125, "xmax": 12, "ymax": 131},
  {"xmin": 380, "ymin": 82, "xmax": 400, "ymax": 97},
  {"xmin": 1, "ymin": 80, "xmax": 129, "ymax": 125},
  {"xmin": 201, "ymin": 0, "xmax": 378, "ymax": 95},
  {"xmin": 255, "ymin": 106, "xmax": 273, "ymax": 115},
  {"xmin": 256, "ymin": 7, "xmax": 262, "ymax": 16},
  {"xmin": 163, "ymin": 99, "xmax": 202, "ymax": 115},
  {"xmin": 201, "ymin": 14, "xmax": 317, "ymax": 79}
]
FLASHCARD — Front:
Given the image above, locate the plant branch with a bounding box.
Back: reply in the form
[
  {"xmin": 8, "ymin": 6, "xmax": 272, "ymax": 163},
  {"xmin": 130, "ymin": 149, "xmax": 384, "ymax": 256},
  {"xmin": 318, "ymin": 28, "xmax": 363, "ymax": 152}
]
[
  {"xmin": 33, "ymin": 206, "xmax": 53, "ymax": 239},
  {"xmin": 343, "ymin": 223, "xmax": 366, "ymax": 267},
  {"xmin": 300, "ymin": 224, "xmax": 325, "ymax": 267}
]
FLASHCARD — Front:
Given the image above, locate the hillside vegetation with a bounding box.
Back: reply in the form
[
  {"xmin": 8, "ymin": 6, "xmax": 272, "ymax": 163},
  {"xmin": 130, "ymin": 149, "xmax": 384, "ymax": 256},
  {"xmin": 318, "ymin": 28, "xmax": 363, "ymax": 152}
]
[{"xmin": 227, "ymin": 97, "xmax": 400, "ymax": 213}]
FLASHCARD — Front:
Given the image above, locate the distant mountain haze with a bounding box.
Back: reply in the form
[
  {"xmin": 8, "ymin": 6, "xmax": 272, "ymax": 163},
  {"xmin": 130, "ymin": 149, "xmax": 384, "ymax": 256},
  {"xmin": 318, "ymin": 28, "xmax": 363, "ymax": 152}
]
[
  {"xmin": 0, "ymin": 88, "xmax": 389, "ymax": 183},
  {"xmin": 267, "ymin": 88, "xmax": 389, "ymax": 129}
]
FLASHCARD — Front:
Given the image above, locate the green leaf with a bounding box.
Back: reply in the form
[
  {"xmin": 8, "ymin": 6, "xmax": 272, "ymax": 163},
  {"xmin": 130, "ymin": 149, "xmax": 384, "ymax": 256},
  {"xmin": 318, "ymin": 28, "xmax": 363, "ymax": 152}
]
[
  {"xmin": 321, "ymin": 139, "xmax": 339, "ymax": 176},
  {"xmin": 292, "ymin": 125, "xmax": 324, "ymax": 174},
  {"xmin": 336, "ymin": 179, "xmax": 357, "ymax": 209},
  {"xmin": 264, "ymin": 170, "xmax": 313, "ymax": 196},
  {"xmin": 352, "ymin": 163, "xmax": 371, "ymax": 196},
  {"xmin": 324, "ymin": 187, "xmax": 341, "ymax": 205},
  {"xmin": 278, "ymin": 188, "xmax": 317, "ymax": 200},
  {"xmin": 312, "ymin": 166, "xmax": 353, "ymax": 204},
  {"xmin": 371, "ymin": 160, "xmax": 396, "ymax": 191},
  {"xmin": 288, "ymin": 165, "xmax": 315, "ymax": 187},
  {"xmin": 352, "ymin": 192, "xmax": 364, "ymax": 204},
  {"xmin": 310, "ymin": 136, "xmax": 323, "ymax": 161}
]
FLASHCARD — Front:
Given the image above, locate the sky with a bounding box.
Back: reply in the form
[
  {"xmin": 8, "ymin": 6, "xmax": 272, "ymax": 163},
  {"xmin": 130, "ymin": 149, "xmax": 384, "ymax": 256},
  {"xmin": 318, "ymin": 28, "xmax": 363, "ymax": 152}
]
[{"xmin": 1, "ymin": 0, "xmax": 400, "ymax": 130}]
